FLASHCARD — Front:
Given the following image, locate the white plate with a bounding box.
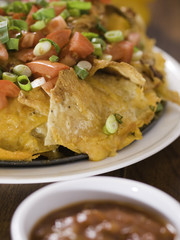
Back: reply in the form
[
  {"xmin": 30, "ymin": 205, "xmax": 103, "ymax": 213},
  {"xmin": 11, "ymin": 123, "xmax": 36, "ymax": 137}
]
[{"xmin": 0, "ymin": 48, "xmax": 180, "ymax": 184}]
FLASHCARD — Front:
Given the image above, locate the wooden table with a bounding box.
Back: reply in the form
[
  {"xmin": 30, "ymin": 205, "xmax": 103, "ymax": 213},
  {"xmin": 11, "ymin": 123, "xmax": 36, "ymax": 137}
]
[{"xmin": 0, "ymin": 0, "xmax": 180, "ymax": 239}]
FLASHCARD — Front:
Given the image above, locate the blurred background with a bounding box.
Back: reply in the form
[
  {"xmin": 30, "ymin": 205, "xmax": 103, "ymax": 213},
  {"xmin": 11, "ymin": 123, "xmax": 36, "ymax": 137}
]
[{"xmin": 112, "ymin": 0, "xmax": 180, "ymax": 62}]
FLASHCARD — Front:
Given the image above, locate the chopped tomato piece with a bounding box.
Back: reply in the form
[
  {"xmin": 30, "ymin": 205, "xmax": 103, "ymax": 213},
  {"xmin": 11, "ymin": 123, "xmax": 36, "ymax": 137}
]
[
  {"xmin": 105, "ymin": 41, "xmax": 133, "ymax": 63},
  {"xmin": 20, "ymin": 31, "xmax": 44, "ymax": 49},
  {"xmin": 26, "ymin": 5, "xmax": 39, "ymax": 26},
  {"xmin": 54, "ymin": 6, "xmax": 66, "ymax": 16},
  {"xmin": 41, "ymin": 77, "xmax": 58, "ymax": 95},
  {"xmin": 0, "ymin": 8, "xmax": 5, "ymax": 15},
  {"xmin": 69, "ymin": 32, "xmax": 94, "ymax": 59},
  {"xmin": 46, "ymin": 16, "xmax": 67, "ymax": 34},
  {"xmin": 12, "ymin": 12, "xmax": 26, "ymax": 19},
  {"xmin": 59, "ymin": 44, "xmax": 79, "ymax": 66},
  {"xmin": 14, "ymin": 48, "xmax": 34, "ymax": 62},
  {"xmin": 127, "ymin": 32, "xmax": 141, "ymax": 46},
  {"xmin": 26, "ymin": 60, "xmax": 70, "ymax": 79},
  {"xmin": 46, "ymin": 29, "xmax": 71, "ymax": 48},
  {"xmin": 0, "ymin": 80, "xmax": 20, "ymax": 110},
  {"xmin": 0, "ymin": 41, "xmax": 8, "ymax": 61}
]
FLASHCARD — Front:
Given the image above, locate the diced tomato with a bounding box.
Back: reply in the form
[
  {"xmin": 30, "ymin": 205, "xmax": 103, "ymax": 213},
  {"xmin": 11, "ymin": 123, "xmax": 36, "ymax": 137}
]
[
  {"xmin": 46, "ymin": 16, "xmax": 67, "ymax": 34},
  {"xmin": 54, "ymin": 6, "xmax": 66, "ymax": 16},
  {"xmin": 69, "ymin": 32, "xmax": 94, "ymax": 59},
  {"xmin": 127, "ymin": 32, "xmax": 141, "ymax": 46},
  {"xmin": 0, "ymin": 80, "xmax": 20, "ymax": 110},
  {"xmin": 46, "ymin": 29, "xmax": 71, "ymax": 48},
  {"xmin": 105, "ymin": 41, "xmax": 134, "ymax": 63},
  {"xmin": 0, "ymin": 41, "xmax": 8, "ymax": 62},
  {"xmin": 20, "ymin": 31, "xmax": 44, "ymax": 49},
  {"xmin": 12, "ymin": 12, "xmax": 26, "ymax": 19},
  {"xmin": 26, "ymin": 60, "xmax": 70, "ymax": 79},
  {"xmin": 14, "ymin": 48, "xmax": 34, "ymax": 62},
  {"xmin": 59, "ymin": 44, "xmax": 79, "ymax": 66},
  {"xmin": 26, "ymin": 5, "xmax": 39, "ymax": 26},
  {"xmin": 41, "ymin": 77, "xmax": 58, "ymax": 95},
  {"xmin": 0, "ymin": 8, "xmax": 5, "ymax": 15}
]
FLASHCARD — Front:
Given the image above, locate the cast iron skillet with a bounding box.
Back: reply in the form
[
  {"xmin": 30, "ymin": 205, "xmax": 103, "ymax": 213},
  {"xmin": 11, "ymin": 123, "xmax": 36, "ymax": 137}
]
[{"xmin": 0, "ymin": 102, "xmax": 166, "ymax": 168}]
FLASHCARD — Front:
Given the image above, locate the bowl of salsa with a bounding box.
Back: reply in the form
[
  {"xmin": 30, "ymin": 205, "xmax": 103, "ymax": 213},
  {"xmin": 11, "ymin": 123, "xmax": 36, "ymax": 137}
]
[{"xmin": 11, "ymin": 176, "xmax": 180, "ymax": 240}]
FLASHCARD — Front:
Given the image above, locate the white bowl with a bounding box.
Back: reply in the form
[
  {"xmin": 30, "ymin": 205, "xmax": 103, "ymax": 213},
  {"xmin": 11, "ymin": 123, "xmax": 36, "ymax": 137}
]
[{"xmin": 11, "ymin": 176, "xmax": 180, "ymax": 240}]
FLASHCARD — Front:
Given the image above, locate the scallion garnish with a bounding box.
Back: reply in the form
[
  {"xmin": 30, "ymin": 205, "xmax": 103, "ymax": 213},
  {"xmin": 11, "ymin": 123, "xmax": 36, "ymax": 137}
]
[
  {"xmin": 74, "ymin": 65, "xmax": 89, "ymax": 80},
  {"xmin": 93, "ymin": 43, "xmax": 103, "ymax": 57},
  {"xmin": 13, "ymin": 64, "xmax": 32, "ymax": 77},
  {"xmin": 114, "ymin": 113, "xmax": 123, "ymax": 124},
  {"xmin": 6, "ymin": 1, "xmax": 29, "ymax": 14},
  {"xmin": 49, "ymin": 1, "xmax": 67, "ymax": 7},
  {"xmin": 67, "ymin": 1, "xmax": 92, "ymax": 11},
  {"xmin": 103, "ymin": 114, "xmax": 119, "ymax": 135},
  {"xmin": 0, "ymin": 20, "xmax": 9, "ymax": 44},
  {"xmin": 2, "ymin": 72, "xmax": 17, "ymax": 83},
  {"xmin": 91, "ymin": 38, "xmax": 106, "ymax": 51},
  {"xmin": 60, "ymin": 9, "xmax": 70, "ymax": 20},
  {"xmin": 36, "ymin": 0, "xmax": 49, "ymax": 8},
  {"xmin": 69, "ymin": 9, "xmax": 81, "ymax": 17},
  {"xmin": 30, "ymin": 20, "xmax": 46, "ymax": 32},
  {"xmin": 9, "ymin": 19, "xmax": 28, "ymax": 31},
  {"xmin": 156, "ymin": 102, "xmax": 164, "ymax": 113},
  {"xmin": 6, "ymin": 38, "xmax": 19, "ymax": 51},
  {"xmin": 96, "ymin": 20, "xmax": 107, "ymax": 33},
  {"xmin": 82, "ymin": 32, "xmax": 99, "ymax": 40},
  {"xmin": 33, "ymin": 41, "xmax": 52, "ymax": 56},
  {"xmin": 39, "ymin": 38, "xmax": 60, "ymax": 54},
  {"xmin": 17, "ymin": 75, "xmax": 32, "ymax": 91},
  {"xmin": 104, "ymin": 30, "xmax": 124, "ymax": 43},
  {"xmin": 49, "ymin": 55, "xmax": 59, "ymax": 62},
  {"xmin": 32, "ymin": 8, "xmax": 55, "ymax": 21}
]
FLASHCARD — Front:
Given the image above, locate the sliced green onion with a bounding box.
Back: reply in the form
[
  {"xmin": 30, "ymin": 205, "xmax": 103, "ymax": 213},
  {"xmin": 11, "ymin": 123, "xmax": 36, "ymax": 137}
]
[
  {"xmin": 6, "ymin": 38, "xmax": 19, "ymax": 50},
  {"xmin": 49, "ymin": 55, "xmax": 59, "ymax": 62},
  {"xmin": 13, "ymin": 65, "xmax": 32, "ymax": 77},
  {"xmin": 36, "ymin": 0, "xmax": 49, "ymax": 8},
  {"xmin": 32, "ymin": 8, "xmax": 55, "ymax": 21},
  {"xmin": 74, "ymin": 65, "xmax": 89, "ymax": 80},
  {"xmin": 6, "ymin": 1, "xmax": 29, "ymax": 14},
  {"xmin": 0, "ymin": 1, "xmax": 8, "ymax": 9},
  {"xmin": 31, "ymin": 77, "xmax": 46, "ymax": 88},
  {"xmin": 49, "ymin": 1, "xmax": 67, "ymax": 7},
  {"xmin": 10, "ymin": 19, "xmax": 28, "ymax": 31},
  {"xmin": 33, "ymin": 41, "xmax": 52, "ymax": 56},
  {"xmin": 67, "ymin": 1, "xmax": 92, "ymax": 11},
  {"xmin": 134, "ymin": 46, "xmax": 139, "ymax": 53},
  {"xmin": 91, "ymin": 38, "xmax": 106, "ymax": 51},
  {"xmin": 114, "ymin": 113, "xmax": 123, "ymax": 124},
  {"xmin": 82, "ymin": 32, "xmax": 99, "ymax": 40},
  {"xmin": 103, "ymin": 114, "xmax": 118, "ymax": 135},
  {"xmin": 93, "ymin": 43, "xmax": 103, "ymax": 57},
  {"xmin": 39, "ymin": 38, "xmax": 60, "ymax": 54},
  {"xmin": 0, "ymin": 20, "xmax": 9, "ymax": 44},
  {"xmin": 17, "ymin": 75, "xmax": 32, "ymax": 91},
  {"xmin": 156, "ymin": 102, "xmax": 163, "ymax": 113},
  {"xmin": 60, "ymin": 9, "xmax": 70, "ymax": 20},
  {"xmin": 30, "ymin": 20, "xmax": 46, "ymax": 32},
  {"xmin": 69, "ymin": 9, "xmax": 81, "ymax": 17},
  {"xmin": 2, "ymin": 72, "xmax": 17, "ymax": 83},
  {"xmin": 77, "ymin": 61, "xmax": 92, "ymax": 71},
  {"xmin": 96, "ymin": 20, "xmax": 107, "ymax": 33},
  {"xmin": 100, "ymin": 54, "xmax": 112, "ymax": 61},
  {"xmin": 132, "ymin": 49, "xmax": 143, "ymax": 61},
  {"xmin": 104, "ymin": 30, "xmax": 124, "ymax": 43}
]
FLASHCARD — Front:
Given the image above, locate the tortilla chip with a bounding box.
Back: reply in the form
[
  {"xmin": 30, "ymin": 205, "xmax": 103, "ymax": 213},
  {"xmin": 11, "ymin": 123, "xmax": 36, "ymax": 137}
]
[{"xmin": 45, "ymin": 64, "xmax": 159, "ymax": 161}]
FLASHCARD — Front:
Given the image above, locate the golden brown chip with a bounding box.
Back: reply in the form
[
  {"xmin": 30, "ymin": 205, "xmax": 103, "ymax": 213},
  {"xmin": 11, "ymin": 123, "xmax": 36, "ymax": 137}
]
[{"xmin": 45, "ymin": 63, "xmax": 159, "ymax": 161}]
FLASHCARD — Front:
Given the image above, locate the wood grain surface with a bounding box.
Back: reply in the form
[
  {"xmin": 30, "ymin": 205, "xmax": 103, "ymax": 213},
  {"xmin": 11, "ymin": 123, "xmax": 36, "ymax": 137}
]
[{"xmin": 0, "ymin": 0, "xmax": 180, "ymax": 239}]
